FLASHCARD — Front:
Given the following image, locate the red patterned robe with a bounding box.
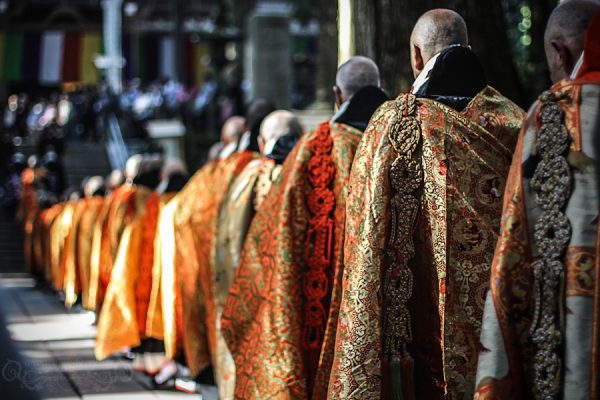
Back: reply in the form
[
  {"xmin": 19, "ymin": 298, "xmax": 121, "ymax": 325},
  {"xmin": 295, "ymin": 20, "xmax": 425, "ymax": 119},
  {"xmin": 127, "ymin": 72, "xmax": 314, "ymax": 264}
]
[
  {"xmin": 221, "ymin": 121, "xmax": 363, "ymax": 399},
  {"xmin": 327, "ymin": 88, "xmax": 524, "ymax": 399}
]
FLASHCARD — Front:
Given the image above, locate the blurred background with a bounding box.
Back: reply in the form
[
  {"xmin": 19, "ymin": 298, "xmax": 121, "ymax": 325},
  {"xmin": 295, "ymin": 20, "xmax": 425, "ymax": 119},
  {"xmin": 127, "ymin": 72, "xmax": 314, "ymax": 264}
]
[{"xmin": 0, "ymin": 0, "xmax": 555, "ymax": 184}]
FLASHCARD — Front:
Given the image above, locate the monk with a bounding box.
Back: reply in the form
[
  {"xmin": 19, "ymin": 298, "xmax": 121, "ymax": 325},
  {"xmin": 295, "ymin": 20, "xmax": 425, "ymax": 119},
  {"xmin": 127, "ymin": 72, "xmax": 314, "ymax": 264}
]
[
  {"xmin": 75, "ymin": 176, "xmax": 106, "ymax": 310},
  {"xmin": 214, "ymin": 110, "xmax": 301, "ymax": 398},
  {"xmin": 95, "ymin": 154, "xmax": 164, "ymax": 364},
  {"xmin": 155, "ymin": 115, "xmax": 255, "ymax": 388},
  {"xmin": 145, "ymin": 158, "xmax": 190, "ymax": 382},
  {"xmin": 221, "ymin": 56, "xmax": 388, "ymax": 399},
  {"xmin": 88, "ymin": 156, "xmax": 141, "ymax": 311},
  {"xmin": 218, "ymin": 115, "xmax": 245, "ymax": 160},
  {"xmin": 63, "ymin": 177, "xmax": 104, "ymax": 308},
  {"xmin": 327, "ymin": 10, "xmax": 525, "ymax": 400},
  {"xmin": 19, "ymin": 155, "xmax": 38, "ymax": 273},
  {"xmin": 474, "ymin": 3, "xmax": 600, "ymax": 399},
  {"xmin": 48, "ymin": 188, "xmax": 81, "ymax": 292}
]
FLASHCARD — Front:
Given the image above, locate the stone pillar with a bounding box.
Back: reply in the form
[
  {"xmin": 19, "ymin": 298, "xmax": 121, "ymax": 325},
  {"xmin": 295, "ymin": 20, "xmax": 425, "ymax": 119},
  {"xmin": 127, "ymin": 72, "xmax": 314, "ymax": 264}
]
[
  {"xmin": 245, "ymin": 2, "xmax": 291, "ymax": 108},
  {"xmin": 101, "ymin": 0, "xmax": 123, "ymax": 93}
]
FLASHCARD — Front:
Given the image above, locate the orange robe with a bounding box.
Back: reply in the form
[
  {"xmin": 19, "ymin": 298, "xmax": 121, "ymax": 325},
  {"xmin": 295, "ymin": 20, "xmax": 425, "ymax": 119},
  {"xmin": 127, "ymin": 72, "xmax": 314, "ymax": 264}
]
[
  {"xmin": 62, "ymin": 199, "xmax": 87, "ymax": 307},
  {"xmin": 77, "ymin": 196, "xmax": 105, "ymax": 310},
  {"xmin": 89, "ymin": 184, "xmax": 136, "ymax": 310},
  {"xmin": 19, "ymin": 167, "xmax": 37, "ymax": 272},
  {"xmin": 221, "ymin": 122, "xmax": 363, "ymax": 399},
  {"xmin": 327, "ymin": 88, "xmax": 523, "ymax": 399},
  {"xmin": 145, "ymin": 192, "xmax": 178, "ymax": 342},
  {"xmin": 34, "ymin": 204, "xmax": 63, "ymax": 277},
  {"xmin": 95, "ymin": 186, "xmax": 159, "ymax": 359},
  {"xmin": 158, "ymin": 150, "xmax": 254, "ymax": 383},
  {"xmin": 48, "ymin": 202, "xmax": 74, "ymax": 291}
]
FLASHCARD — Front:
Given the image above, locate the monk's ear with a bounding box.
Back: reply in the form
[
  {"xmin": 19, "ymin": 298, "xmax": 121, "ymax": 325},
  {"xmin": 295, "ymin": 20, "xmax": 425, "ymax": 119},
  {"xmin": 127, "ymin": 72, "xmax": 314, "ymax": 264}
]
[
  {"xmin": 551, "ymin": 39, "xmax": 573, "ymax": 78},
  {"xmin": 412, "ymin": 44, "xmax": 424, "ymax": 78},
  {"xmin": 332, "ymin": 85, "xmax": 343, "ymax": 108}
]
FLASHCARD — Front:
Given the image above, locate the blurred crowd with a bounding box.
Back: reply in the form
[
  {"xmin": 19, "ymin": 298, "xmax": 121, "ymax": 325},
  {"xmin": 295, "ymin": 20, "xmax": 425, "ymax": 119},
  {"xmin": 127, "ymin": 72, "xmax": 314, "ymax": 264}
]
[{"xmin": 0, "ymin": 74, "xmax": 247, "ymax": 221}]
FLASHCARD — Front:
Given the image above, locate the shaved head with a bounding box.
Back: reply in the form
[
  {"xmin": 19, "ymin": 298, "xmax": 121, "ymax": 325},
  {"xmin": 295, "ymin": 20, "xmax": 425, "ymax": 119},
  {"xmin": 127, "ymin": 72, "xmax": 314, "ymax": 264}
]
[
  {"xmin": 410, "ymin": 9, "xmax": 468, "ymax": 78},
  {"xmin": 544, "ymin": 0, "xmax": 600, "ymax": 82},
  {"xmin": 259, "ymin": 110, "xmax": 303, "ymax": 155},
  {"xmin": 334, "ymin": 56, "xmax": 380, "ymax": 105},
  {"xmin": 124, "ymin": 154, "xmax": 143, "ymax": 181},
  {"xmin": 221, "ymin": 116, "xmax": 246, "ymax": 145},
  {"xmin": 84, "ymin": 176, "xmax": 104, "ymax": 197},
  {"xmin": 106, "ymin": 169, "xmax": 124, "ymax": 190}
]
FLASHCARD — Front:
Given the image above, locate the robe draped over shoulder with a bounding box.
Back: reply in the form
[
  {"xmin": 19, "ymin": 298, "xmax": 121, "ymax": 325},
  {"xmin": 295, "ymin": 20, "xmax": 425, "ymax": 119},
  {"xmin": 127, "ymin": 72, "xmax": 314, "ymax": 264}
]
[
  {"xmin": 221, "ymin": 122, "xmax": 363, "ymax": 399},
  {"xmin": 474, "ymin": 79, "xmax": 600, "ymax": 400},
  {"xmin": 327, "ymin": 87, "xmax": 524, "ymax": 400}
]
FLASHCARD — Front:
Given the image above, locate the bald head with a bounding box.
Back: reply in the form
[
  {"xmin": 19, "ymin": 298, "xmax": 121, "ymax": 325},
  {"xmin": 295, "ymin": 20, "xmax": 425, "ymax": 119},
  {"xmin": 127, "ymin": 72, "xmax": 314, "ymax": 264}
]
[
  {"xmin": 544, "ymin": 0, "xmax": 600, "ymax": 82},
  {"xmin": 221, "ymin": 116, "xmax": 246, "ymax": 145},
  {"xmin": 410, "ymin": 9, "xmax": 468, "ymax": 78},
  {"xmin": 84, "ymin": 176, "xmax": 104, "ymax": 197},
  {"xmin": 106, "ymin": 169, "xmax": 124, "ymax": 191},
  {"xmin": 334, "ymin": 56, "xmax": 380, "ymax": 106},
  {"xmin": 124, "ymin": 154, "xmax": 143, "ymax": 181},
  {"xmin": 259, "ymin": 110, "xmax": 303, "ymax": 155}
]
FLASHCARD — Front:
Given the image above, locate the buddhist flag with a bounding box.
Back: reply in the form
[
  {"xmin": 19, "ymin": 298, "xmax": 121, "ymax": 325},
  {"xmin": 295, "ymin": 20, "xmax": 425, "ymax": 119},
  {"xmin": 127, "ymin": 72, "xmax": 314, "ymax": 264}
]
[
  {"xmin": 40, "ymin": 31, "xmax": 64, "ymax": 84},
  {"xmin": 23, "ymin": 32, "xmax": 41, "ymax": 82},
  {"xmin": 160, "ymin": 36, "xmax": 176, "ymax": 80},
  {"xmin": 62, "ymin": 32, "xmax": 82, "ymax": 83},
  {"xmin": 80, "ymin": 33, "xmax": 101, "ymax": 84},
  {"xmin": 3, "ymin": 32, "xmax": 24, "ymax": 82}
]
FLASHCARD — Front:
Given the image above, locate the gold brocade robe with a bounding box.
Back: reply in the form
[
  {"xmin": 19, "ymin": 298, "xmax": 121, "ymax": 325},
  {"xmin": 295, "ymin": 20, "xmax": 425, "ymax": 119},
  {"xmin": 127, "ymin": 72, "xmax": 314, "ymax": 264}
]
[
  {"xmin": 221, "ymin": 122, "xmax": 362, "ymax": 399},
  {"xmin": 33, "ymin": 204, "xmax": 63, "ymax": 277},
  {"xmin": 327, "ymin": 88, "xmax": 524, "ymax": 399},
  {"xmin": 168, "ymin": 150, "xmax": 255, "ymax": 384},
  {"xmin": 95, "ymin": 186, "xmax": 159, "ymax": 360},
  {"xmin": 474, "ymin": 79, "xmax": 600, "ymax": 399},
  {"xmin": 88, "ymin": 184, "xmax": 136, "ymax": 310},
  {"xmin": 213, "ymin": 157, "xmax": 281, "ymax": 398},
  {"xmin": 145, "ymin": 192, "xmax": 178, "ymax": 341},
  {"xmin": 77, "ymin": 196, "xmax": 105, "ymax": 310},
  {"xmin": 63, "ymin": 199, "xmax": 88, "ymax": 307},
  {"xmin": 48, "ymin": 202, "xmax": 74, "ymax": 291}
]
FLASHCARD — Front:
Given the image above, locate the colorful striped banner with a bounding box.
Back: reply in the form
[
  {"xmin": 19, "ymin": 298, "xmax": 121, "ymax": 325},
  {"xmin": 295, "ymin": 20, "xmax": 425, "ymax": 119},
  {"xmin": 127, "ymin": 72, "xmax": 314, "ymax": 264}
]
[
  {"xmin": 3, "ymin": 32, "xmax": 24, "ymax": 82},
  {"xmin": 23, "ymin": 32, "xmax": 41, "ymax": 82},
  {"xmin": 62, "ymin": 32, "xmax": 82, "ymax": 83},
  {"xmin": 0, "ymin": 30, "xmax": 210, "ymax": 85},
  {"xmin": 40, "ymin": 31, "xmax": 64, "ymax": 84},
  {"xmin": 80, "ymin": 33, "xmax": 101, "ymax": 84},
  {"xmin": 160, "ymin": 36, "xmax": 176, "ymax": 80}
]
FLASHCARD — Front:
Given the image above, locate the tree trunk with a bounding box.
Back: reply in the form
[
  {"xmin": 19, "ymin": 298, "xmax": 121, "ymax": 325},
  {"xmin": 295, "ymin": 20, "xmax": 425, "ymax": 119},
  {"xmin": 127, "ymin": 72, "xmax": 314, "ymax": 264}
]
[
  {"xmin": 352, "ymin": 0, "xmax": 527, "ymax": 106},
  {"xmin": 314, "ymin": 0, "xmax": 338, "ymax": 107}
]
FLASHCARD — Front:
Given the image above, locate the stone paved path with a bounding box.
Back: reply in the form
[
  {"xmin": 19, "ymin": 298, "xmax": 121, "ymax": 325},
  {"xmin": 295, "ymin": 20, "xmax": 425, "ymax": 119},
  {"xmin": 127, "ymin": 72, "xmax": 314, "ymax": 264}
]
[{"xmin": 0, "ymin": 273, "xmax": 216, "ymax": 400}]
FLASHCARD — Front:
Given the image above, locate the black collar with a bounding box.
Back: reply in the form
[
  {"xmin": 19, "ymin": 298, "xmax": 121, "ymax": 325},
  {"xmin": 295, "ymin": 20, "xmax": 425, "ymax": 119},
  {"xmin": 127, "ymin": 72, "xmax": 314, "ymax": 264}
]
[{"xmin": 332, "ymin": 86, "xmax": 389, "ymax": 132}]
